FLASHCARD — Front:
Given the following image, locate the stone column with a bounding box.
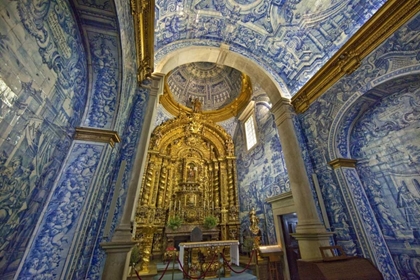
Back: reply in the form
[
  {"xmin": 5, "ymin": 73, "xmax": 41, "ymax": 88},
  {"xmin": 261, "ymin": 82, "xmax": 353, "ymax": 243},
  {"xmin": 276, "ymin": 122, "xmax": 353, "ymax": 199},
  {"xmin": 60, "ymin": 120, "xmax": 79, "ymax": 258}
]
[
  {"xmin": 271, "ymin": 98, "xmax": 331, "ymax": 260},
  {"xmin": 101, "ymin": 73, "xmax": 164, "ymax": 280}
]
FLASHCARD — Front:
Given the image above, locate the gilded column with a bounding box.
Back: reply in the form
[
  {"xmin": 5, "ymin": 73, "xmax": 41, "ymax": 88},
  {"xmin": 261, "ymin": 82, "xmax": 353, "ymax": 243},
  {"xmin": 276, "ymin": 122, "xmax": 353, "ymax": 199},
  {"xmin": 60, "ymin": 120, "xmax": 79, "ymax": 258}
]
[
  {"xmin": 213, "ymin": 160, "xmax": 220, "ymax": 210},
  {"xmin": 227, "ymin": 159, "xmax": 235, "ymax": 208},
  {"xmin": 150, "ymin": 155, "xmax": 163, "ymax": 206},
  {"xmin": 157, "ymin": 158, "xmax": 168, "ymax": 208},
  {"xmin": 141, "ymin": 157, "xmax": 155, "ymax": 205},
  {"xmin": 271, "ymin": 98, "xmax": 331, "ymax": 260}
]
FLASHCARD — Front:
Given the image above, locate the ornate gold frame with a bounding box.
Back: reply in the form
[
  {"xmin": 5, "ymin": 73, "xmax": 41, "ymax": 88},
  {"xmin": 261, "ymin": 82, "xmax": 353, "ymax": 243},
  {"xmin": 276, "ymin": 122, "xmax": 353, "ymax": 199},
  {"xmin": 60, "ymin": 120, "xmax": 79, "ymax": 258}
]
[
  {"xmin": 292, "ymin": 0, "xmax": 420, "ymax": 113},
  {"xmin": 131, "ymin": 0, "xmax": 155, "ymax": 84},
  {"xmin": 160, "ymin": 74, "xmax": 252, "ymax": 122}
]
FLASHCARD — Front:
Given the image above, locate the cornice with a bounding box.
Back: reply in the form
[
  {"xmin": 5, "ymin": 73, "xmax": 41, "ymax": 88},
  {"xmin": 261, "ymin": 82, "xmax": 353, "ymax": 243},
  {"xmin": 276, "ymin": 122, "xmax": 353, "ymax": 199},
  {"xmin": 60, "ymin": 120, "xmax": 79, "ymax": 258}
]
[
  {"xmin": 160, "ymin": 74, "xmax": 253, "ymax": 122},
  {"xmin": 131, "ymin": 0, "xmax": 155, "ymax": 84},
  {"xmin": 74, "ymin": 127, "xmax": 121, "ymax": 147},
  {"xmin": 292, "ymin": 0, "xmax": 420, "ymax": 114},
  {"xmin": 328, "ymin": 158, "xmax": 357, "ymax": 169}
]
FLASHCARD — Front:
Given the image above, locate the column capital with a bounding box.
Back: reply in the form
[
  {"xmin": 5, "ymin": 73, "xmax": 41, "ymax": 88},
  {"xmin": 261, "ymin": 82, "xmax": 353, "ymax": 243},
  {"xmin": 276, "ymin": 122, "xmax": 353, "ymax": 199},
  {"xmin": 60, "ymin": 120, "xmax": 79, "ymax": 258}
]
[
  {"xmin": 150, "ymin": 72, "xmax": 165, "ymax": 97},
  {"xmin": 271, "ymin": 97, "xmax": 295, "ymax": 126},
  {"xmin": 328, "ymin": 158, "xmax": 357, "ymax": 169},
  {"xmin": 74, "ymin": 127, "xmax": 120, "ymax": 147}
]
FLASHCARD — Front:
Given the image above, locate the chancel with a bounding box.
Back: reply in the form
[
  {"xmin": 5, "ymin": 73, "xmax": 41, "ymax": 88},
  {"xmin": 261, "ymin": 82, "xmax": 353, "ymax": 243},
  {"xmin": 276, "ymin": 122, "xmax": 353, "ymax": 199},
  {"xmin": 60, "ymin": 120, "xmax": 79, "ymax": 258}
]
[{"xmin": 0, "ymin": 1, "xmax": 419, "ymax": 280}]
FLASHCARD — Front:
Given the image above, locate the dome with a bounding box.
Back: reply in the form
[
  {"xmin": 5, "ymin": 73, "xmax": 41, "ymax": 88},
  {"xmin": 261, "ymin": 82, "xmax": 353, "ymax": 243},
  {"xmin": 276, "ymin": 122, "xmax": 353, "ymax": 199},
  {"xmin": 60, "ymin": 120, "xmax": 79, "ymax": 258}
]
[{"xmin": 166, "ymin": 62, "xmax": 243, "ymax": 111}]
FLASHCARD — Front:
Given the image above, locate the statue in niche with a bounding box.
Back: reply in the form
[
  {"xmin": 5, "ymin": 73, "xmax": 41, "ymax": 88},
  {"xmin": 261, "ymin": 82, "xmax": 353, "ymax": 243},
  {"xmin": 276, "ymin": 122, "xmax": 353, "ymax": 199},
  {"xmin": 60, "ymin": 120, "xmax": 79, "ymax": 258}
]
[
  {"xmin": 188, "ymin": 166, "xmax": 195, "ymax": 181},
  {"xmin": 192, "ymin": 98, "xmax": 202, "ymax": 113},
  {"xmin": 226, "ymin": 138, "xmax": 234, "ymax": 156}
]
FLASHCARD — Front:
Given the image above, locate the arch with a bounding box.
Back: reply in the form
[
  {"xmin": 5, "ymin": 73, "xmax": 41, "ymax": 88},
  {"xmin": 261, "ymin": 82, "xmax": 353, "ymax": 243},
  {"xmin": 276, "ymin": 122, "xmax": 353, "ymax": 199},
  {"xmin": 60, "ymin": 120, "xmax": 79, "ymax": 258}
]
[
  {"xmin": 327, "ymin": 67, "xmax": 420, "ymax": 160},
  {"xmin": 154, "ymin": 46, "xmax": 288, "ymax": 105}
]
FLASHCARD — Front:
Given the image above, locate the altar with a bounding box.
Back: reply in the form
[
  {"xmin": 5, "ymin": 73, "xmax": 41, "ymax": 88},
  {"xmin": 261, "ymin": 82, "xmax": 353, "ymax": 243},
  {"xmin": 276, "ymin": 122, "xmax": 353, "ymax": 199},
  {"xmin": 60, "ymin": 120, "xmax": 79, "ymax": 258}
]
[{"xmin": 179, "ymin": 240, "xmax": 239, "ymax": 279}]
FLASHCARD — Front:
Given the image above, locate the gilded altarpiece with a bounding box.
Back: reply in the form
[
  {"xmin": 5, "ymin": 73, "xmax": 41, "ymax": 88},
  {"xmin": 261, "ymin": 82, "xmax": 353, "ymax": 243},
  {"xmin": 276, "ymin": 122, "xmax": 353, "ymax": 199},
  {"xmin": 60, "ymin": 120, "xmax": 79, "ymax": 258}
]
[{"xmin": 135, "ymin": 110, "xmax": 240, "ymax": 266}]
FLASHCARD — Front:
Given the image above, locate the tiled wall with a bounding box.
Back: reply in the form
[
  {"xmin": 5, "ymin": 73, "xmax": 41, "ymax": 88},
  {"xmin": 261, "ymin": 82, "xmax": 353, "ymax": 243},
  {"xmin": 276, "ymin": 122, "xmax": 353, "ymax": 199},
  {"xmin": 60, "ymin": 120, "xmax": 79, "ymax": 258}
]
[
  {"xmin": 299, "ymin": 13, "xmax": 420, "ymax": 279},
  {"xmin": 0, "ymin": 0, "xmax": 87, "ymax": 277},
  {"xmin": 351, "ymin": 83, "xmax": 420, "ymax": 279},
  {"xmin": 0, "ymin": 0, "xmax": 144, "ymax": 278},
  {"xmin": 234, "ymin": 88, "xmax": 289, "ymax": 245}
]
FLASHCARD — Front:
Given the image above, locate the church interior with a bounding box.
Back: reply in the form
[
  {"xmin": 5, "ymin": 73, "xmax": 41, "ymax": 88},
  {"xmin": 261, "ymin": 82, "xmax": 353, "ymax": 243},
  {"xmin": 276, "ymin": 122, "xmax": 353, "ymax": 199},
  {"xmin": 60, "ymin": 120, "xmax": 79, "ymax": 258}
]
[{"xmin": 0, "ymin": 0, "xmax": 419, "ymax": 279}]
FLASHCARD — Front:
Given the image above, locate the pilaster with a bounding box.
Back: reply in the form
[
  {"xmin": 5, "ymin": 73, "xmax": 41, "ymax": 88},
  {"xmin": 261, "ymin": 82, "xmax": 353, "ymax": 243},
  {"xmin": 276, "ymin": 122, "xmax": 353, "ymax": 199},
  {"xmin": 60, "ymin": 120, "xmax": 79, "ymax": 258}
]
[
  {"xmin": 329, "ymin": 158, "xmax": 400, "ymax": 279},
  {"xmin": 101, "ymin": 73, "xmax": 164, "ymax": 280},
  {"xmin": 271, "ymin": 98, "xmax": 332, "ymax": 260}
]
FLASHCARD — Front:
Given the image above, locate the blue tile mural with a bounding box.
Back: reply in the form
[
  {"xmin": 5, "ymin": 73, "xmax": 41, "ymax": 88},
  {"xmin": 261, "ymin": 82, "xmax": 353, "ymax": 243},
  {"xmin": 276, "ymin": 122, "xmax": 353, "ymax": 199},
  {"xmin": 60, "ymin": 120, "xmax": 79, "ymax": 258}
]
[
  {"xmin": 83, "ymin": 31, "xmax": 120, "ymax": 129},
  {"xmin": 300, "ymin": 12, "xmax": 420, "ymax": 280},
  {"xmin": 351, "ymin": 85, "xmax": 420, "ymax": 279},
  {"xmin": 84, "ymin": 88, "xmax": 148, "ymax": 280},
  {"xmin": 154, "ymin": 0, "xmax": 387, "ymax": 96},
  {"xmin": 0, "ymin": 0, "xmax": 87, "ymax": 278},
  {"xmin": 18, "ymin": 143, "xmax": 105, "ymax": 279}
]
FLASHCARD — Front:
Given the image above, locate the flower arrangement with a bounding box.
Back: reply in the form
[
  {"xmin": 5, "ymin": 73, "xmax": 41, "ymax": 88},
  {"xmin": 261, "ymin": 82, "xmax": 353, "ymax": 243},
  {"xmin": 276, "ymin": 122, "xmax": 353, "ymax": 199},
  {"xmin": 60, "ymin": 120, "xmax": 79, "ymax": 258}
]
[
  {"xmin": 203, "ymin": 215, "xmax": 218, "ymax": 229},
  {"xmin": 167, "ymin": 216, "xmax": 182, "ymax": 230}
]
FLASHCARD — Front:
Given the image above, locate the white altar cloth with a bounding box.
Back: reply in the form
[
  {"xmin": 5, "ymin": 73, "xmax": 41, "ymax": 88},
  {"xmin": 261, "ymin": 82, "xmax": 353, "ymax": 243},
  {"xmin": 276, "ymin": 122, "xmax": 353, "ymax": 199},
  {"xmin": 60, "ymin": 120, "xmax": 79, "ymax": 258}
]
[{"xmin": 178, "ymin": 240, "xmax": 239, "ymax": 270}]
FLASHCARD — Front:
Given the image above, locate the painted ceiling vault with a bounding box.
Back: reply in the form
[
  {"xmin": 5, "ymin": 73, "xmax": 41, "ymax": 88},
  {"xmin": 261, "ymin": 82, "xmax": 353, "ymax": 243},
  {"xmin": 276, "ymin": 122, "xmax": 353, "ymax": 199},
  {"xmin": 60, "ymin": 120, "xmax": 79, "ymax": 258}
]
[
  {"xmin": 155, "ymin": 0, "xmax": 387, "ymax": 96},
  {"xmin": 166, "ymin": 62, "xmax": 243, "ymax": 111}
]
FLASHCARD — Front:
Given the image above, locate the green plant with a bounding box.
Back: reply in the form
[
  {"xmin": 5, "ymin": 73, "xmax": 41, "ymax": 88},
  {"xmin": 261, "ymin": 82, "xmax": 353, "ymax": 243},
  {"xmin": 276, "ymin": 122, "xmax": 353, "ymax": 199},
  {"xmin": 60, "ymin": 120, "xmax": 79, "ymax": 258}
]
[
  {"xmin": 130, "ymin": 244, "xmax": 141, "ymax": 265},
  {"xmin": 203, "ymin": 215, "xmax": 218, "ymax": 229},
  {"xmin": 167, "ymin": 216, "xmax": 182, "ymax": 230}
]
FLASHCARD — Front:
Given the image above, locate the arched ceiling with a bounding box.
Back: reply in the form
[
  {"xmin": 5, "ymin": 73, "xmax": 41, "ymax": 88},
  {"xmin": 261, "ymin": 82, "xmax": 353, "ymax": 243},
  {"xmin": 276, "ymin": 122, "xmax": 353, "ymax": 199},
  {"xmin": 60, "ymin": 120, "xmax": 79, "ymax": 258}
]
[
  {"xmin": 155, "ymin": 0, "xmax": 387, "ymax": 96},
  {"xmin": 166, "ymin": 62, "xmax": 243, "ymax": 111}
]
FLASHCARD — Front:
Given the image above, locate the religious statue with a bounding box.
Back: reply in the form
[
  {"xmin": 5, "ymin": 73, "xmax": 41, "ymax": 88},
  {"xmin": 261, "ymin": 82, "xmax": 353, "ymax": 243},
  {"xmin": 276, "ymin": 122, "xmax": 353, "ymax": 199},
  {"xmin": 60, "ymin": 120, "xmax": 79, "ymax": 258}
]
[
  {"xmin": 188, "ymin": 166, "xmax": 195, "ymax": 181},
  {"xmin": 249, "ymin": 207, "xmax": 260, "ymax": 235},
  {"xmin": 192, "ymin": 98, "xmax": 202, "ymax": 113}
]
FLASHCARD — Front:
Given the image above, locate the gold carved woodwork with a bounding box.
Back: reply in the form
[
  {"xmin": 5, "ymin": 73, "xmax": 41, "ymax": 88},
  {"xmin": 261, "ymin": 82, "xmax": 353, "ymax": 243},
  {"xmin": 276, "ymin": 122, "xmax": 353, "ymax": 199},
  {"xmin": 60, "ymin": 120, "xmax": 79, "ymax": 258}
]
[
  {"xmin": 291, "ymin": 0, "xmax": 420, "ymax": 113},
  {"xmin": 135, "ymin": 109, "xmax": 241, "ymax": 264},
  {"xmin": 131, "ymin": 0, "xmax": 155, "ymax": 84},
  {"xmin": 160, "ymin": 74, "xmax": 252, "ymax": 122}
]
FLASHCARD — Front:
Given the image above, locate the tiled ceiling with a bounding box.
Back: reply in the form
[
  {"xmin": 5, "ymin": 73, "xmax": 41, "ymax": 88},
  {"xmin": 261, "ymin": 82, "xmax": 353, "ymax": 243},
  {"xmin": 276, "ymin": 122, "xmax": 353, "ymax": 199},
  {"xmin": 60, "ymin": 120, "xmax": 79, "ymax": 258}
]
[{"xmin": 155, "ymin": 0, "xmax": 387, "ymax": 96}]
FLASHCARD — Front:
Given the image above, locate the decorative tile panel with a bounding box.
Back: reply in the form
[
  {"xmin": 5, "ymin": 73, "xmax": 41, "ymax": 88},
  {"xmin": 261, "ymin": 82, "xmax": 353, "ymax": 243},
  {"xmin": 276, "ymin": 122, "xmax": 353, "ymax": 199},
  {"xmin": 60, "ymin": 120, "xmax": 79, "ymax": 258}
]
[
  {"xmin": 18, "ymin": 143, "xmax": 105, "ymax": 279},
  {"xmin": 86, "ymin": 89, "xmax": 149, "ymax": 279},
  {"xmin": 155, "ymin": 0, "xmax": 387, "ymax": 96},
  {"xmin": 0, "ymin": 0, "xmax": 87, "ymax": 278},
  {"xmin": 83, "ymin": 31, "xmax": 120, "ymax": 129},
  {"xmin": 300, "ymin": 13, "xmax": 420, "ymax": 279}
]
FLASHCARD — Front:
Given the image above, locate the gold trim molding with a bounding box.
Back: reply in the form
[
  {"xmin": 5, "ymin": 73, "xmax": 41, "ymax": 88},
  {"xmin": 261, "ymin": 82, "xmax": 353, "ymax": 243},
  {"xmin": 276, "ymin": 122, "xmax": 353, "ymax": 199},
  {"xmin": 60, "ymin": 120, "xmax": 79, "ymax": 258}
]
[
  {"xmin": 292, "ymin": 0, "xmax": 420, "ymax": 114},
  {"xmin": 328, "ymin": 158, "xmax": 357, "ymax": 169},
  {"xmin": 74, "ymin": 127, "xmax": 121, "ymax": 147},
  {"xmin": 160, "ymin": 74, "xmax": 252, "ymax": 122},
  {"xmin": 131, "ymin": 0, "xmax": 155, "ymax": 84}
]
